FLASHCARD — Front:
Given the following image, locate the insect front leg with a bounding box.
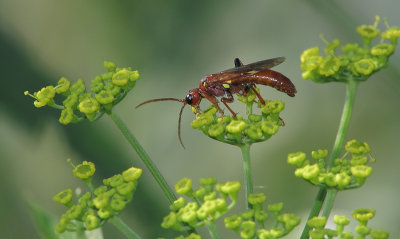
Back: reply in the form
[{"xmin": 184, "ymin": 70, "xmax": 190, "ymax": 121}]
[
  {"xmin": 200, "ymin": 91, "xmax": 225, "ymax": 118},
  {"xmin": 221, "ymin": 91, "xmax": 237, "ymax": 118}
]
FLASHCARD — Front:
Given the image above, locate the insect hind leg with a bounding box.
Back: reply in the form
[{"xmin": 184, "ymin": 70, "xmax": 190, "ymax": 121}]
[{"xmin": 221, "ymin": 91, "xmax": 237, "ymax": 118}]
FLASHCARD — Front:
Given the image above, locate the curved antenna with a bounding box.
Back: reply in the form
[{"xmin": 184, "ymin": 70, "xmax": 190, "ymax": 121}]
[
  {"xmin": 177, "ymin": 102, "xmax": 187, "ymax": 148},
  {"xmin": 136, "ymin": 97, "xmax": 187, "ymax": 148},
  {"xmin": 136, "ymin": 98, "xmax": 185, "ymax": 108}
]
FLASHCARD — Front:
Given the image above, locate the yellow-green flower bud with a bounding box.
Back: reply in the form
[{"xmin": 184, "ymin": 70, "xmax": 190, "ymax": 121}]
[
  {"xmin": 352, "ymin": 208, "xmax": 375, "ymax": 223},
  {"xmin": 300, "ymin": 47, "xmax": 320, "ymax": 63},
  {"xmin": 370, "ymin": 229, "xmax": 389, "ymax": 239},
  {"xmin": 180, "ymin": 209, "xmax": 197, "ymax": 224},
  {"xmin": 351, "ymin": 165, "xmax": 372, "ymax": 178},
  {"xmin": 34, "ymin": 86, "xmax": 56, "ymax": 107},
  {"xmin": 78, "ymin": 98, "xmax": 100, "ymax": 114},
  {"xmin": 129, "ymin": 70, "xmax": 140, "ymax": 82},
  {"xmin": 219, "ymin": 181, "xmax": 241, "ymax": 200},
  {"xmin": 161, "ymin": 212, "xmax": 178, "ymax": 229},
  {"xmin": 59, "ymin": 107, "xmax": 74, "ymax": 125},
  {"xmin": 311, "ymin": 149, "xmax": 328, "ymax": 160},
  {"xmin": 345, "ymin": 140, "xmax": 370, "ymax": 154},
  {"xmin": 255, "ymin": 210, "xmax": 268, "ymax": 222},
  {"xmin": 122, "ymin": 167, "xmax": 142, "ymax": 182},
  {"xmin": 307, "ymin": 216, "xmax": 327, "ymax": 229},
  {"xmin": 333, "ymin": 215, "xmax": 350, "ymax": 226},
  {"xmin": 268, "ymin": 202, "xmax": 284, "ymax": 213},
  {"xmin": 260, "ymin": 121, "xmax": 279, "ymax": 135},
  {"xmin": 116, "ymin": 182, "xmax": 136, "ymax": 196},
  {"xmin": 97, "ymin": 207, "xmax": 113, "ymax": 219},
  {"xmin": 62, "ymin": 93, "xmax": 78, "ymax": 108},
  {"xmin": 357, "ymin": 25, "xmax": 380, "ymax": 39},
  {"xmin": 287, "ymin": 152, "xmax": 306, "ymax": 167},
  {"xmin": 104, "ymin": 61, "xmax": 116, "ymax": 72},
  {"xmin": 95, "ymin": 90, "xmax": 114, "ymax": 105},
  {"xmin": 72, "ymin": 161, "xmax": 95, "ymax": 180},
  {"xmin": 110, "ymin": 198, "xmax": 126, "ymax": 211},
  {"xmin": 224, "ymin": 215, "xmax": 242, "ymax": 230},
  {"xmin": 248, "ymin": 114, "xmax": 262, "ymax": 122},
  {"xmin": 240, "ymin": 221, "xmax": 256, "ymax": 239},
  {"xmin": 70, "ymin": 79, "xmax": 86, "ymax": 95},
  {"xmin": 53, "ymin": 188, "xmax": 73, "ymax": 206},
  {"xmin": 226, "ymin": 120, "xmax": 246, "ymax": 133},
  {"xmin": 371, "ymin": 43, "xmax": 395, "ymax": 56},
  {"xmin": 55, "ymin": 215, "xmax": 68, "ymax": 233},
  {"xmin": 353, "ymin": 59, "xmax": 377, "ymax": 76},
  {"xmin": 56, "ymin": 77, "xmax": 70, "ymax": 94},
  {"xmin": 200, "ymin": 177, "xmax": 217, "ymax": 186},
  {"xmin": 204, "ymin": 191, "xmax": 217, "ymax": 201},
  {"xmin": 248, "ymin": 193, "xmax": 266, "ymax": 206},
  {"xmin": 342, "ymin": 43, "xmax": 359, "ymax": 53},
  {"xmin": 302, "ymin": 164, "xmax": 320, "ymax": 180},
  {"xmin": 191, "ymin": 115, "xmax": 214, "ymax": 129},
  {"xmin": 85, "ymin": 214, "xmax": 100, "ymax": 230},
  {"xmin": 208, "ymin": 123, "xmax": 224, "ymax": 137},
  {"xmin": 318, "ymin": 55, "xmax": 341, "ymax": 77},
  {"xmin": 66, "ymin": 204, "xmax": 83, "ymax": 219},
  {"xmin": 334, "ymin": 172, "xmax": 351, "ymax": 189},
  {"xmin": 170, "ymin": 197, "xmax": 185, "ymax": 211},
  {"xmin": 91, "ymin": 76, "xmax": 104, "ymax": 93},
  {"xmin": 355, "ymin": 225, "xmax": 371, "ymax": 236},
  {"xmin": 193, "ymin": 187, "xmax": 206, "ymax": 199},
  {"xmin": 245, "ymin": 125, "xmax": 263, "ymax": 140},
  {"xmin": 261, "ymin": 100, "xmax": 285, "ymax": 114},
  {"xmin": 93, "ymin": 193, "xmax": 110, "ymax": 209},
  {"xmin": 112, "ymin": 69, "xmax": 131, "ymax": 86},
  {"xmin": 103, "ymin": 174, "xmax": 124, "ymax": 188},
  {"xmin": 94, "ymin": 185, "xmax": 108, "ymax": 196},
  {"xmin": 174, "ymin": 178, "xmax": 192, "ymax": 195},
  {"xmin": 350, "ymin": 155, "xmax": 369, "ymax": 166},
  {"xmin": 279, "ymin": 213, "xmax": 301, "ymax": 231}
]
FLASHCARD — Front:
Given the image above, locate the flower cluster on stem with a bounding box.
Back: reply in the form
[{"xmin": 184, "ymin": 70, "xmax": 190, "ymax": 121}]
[
  {"xmin": 307, "ymin": 208, "xmax": 388, "ymax": 239},
  {"xmin": 25, "ymin": 61, "xmax": 140, "ymax": 124},
  {"xmin": 53, "ymin": 160, "xmax": 142, "ymax": 234},
  {"xmin": 224, "ymin": 192, "xmax": 300, "ymax": 239},
  {"xmin": 191, "ymin": 88, "xmax": 285, "ymax": 146},
  {"xmin": 288, "ymin": 139, "xmax": 374, "ymax": 190}
]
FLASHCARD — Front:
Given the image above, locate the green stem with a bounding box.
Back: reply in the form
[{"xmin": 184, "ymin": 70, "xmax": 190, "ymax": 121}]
[
  {"xmin": 240, "ymin": 143, "xmax": 253, "ymax": 210},
  {"xmin": 321, "ymin": 189, "xmax": 338, "ymax": 218},
  {"xmin": 300, "ymin": 79, "xmax": 358, "ymax": 239},
  {"xmin": 109, "ymin": 109, "xmax": 176, "ymax": 204},
  {"xmin": 110, "ymin": 216, "xmax": 142, "ymax": 239},
  {"xmin": 206, "ymin": 222, "xmax": 221, "ymax": 239}
]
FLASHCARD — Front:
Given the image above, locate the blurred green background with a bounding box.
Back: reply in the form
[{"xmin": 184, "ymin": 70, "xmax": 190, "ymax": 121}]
[{"xmin": 1, "ymin": 0, "xmax": 399, "ymax": 238}]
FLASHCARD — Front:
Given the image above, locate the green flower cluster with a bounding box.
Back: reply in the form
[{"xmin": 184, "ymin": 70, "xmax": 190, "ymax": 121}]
[
  {"xmin": 25, "ymin": 61, "xmax": 140, "ymax": 124},
  {"xmin": 161, "ymin": 177, "xmax": 240, "ymax": 232},
  {"xmin": 300, "ymin": 16, "xmax": 399, "ymax": 83},
  {"xmin": 191, "ymin": 91, "xmax": 284, "ymax": 146},
  {"xmin": 307, "ymin": 209, "xmax": 388, "ymax": 239},
  {"xmin": 53, "ymin": 161, "xmax": 142, "ymax": 233},
  {"xmin": 287, "ymin": 139, "xmax": 374, "ymax": 190},
  {"xmin": 225, "ymin": 193, "xmax": 300, "ymax": 239}
]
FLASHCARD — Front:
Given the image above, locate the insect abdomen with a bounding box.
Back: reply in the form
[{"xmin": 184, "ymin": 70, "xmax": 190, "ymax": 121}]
[{"xmin": 247, "ymin": 69, "xmax": 296, "ymax": 97}]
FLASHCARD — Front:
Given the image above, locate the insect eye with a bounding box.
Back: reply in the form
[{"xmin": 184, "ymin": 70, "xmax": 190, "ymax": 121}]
[{"xmin": 185, "ymin": 94, "xmax": 193, "ymax": 105}]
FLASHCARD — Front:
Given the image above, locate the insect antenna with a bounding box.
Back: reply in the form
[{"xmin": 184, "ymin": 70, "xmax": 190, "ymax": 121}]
[
  {"xmin": 135, "ymin": 98, "xmax": 185, "ymax": 108},
  {"xmin": 136, "ymin": 97, "xmax": 187, "ymax": 148}
]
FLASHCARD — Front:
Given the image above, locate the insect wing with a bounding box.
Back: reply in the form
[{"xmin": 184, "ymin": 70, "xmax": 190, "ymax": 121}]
[{"xmin": 220, "ymin": 57, "xmax": 285, "ymax": 74}]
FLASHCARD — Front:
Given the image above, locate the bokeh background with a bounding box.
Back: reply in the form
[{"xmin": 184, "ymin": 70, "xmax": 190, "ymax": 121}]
[{"xmin": 1, "ymin": 0, "xmax": 399, "ymax": 238}]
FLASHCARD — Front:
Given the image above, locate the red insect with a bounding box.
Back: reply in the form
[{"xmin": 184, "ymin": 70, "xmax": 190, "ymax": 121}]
[{"xmin": 136, "ymin": 57, "xmax": 296, "ymax": 148}]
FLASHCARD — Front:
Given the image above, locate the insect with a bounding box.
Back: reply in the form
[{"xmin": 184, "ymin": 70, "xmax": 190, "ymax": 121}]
[{"xmin": 136, "ymin": 57, "xmax": 296, "ymax": 148}]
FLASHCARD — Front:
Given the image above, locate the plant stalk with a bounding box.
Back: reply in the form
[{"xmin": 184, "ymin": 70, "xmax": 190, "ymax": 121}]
[
  {"xmin": 300, "ymin": 79, "xmax": 358, "ymax": 239},
  {"xmin": 110, "ymin": 216, "xmax": 142, "ymax": 239},
  {"xmin": 109, "ymin": 109, "xmax": 176, "ymax": 204},
  {"xmin": 240, "ymin": 143, "xmax": 253, "ymax": 210},
  {"xmin": 206, "ymin": 222, "xmax": 221, "ymax": 239}
]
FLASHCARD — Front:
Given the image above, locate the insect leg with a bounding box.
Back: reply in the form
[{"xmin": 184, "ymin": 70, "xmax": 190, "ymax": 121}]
[
  {"xmin": 200, "ymin": 91, "xmax": 225, "ymax": 118},
  {"xmin": 221, "ymin": 91, "xmax": 237, "ymax": 118},
  {"xmin": 250, "ymin": 84, "xmax": 266, "ymax": 105}
]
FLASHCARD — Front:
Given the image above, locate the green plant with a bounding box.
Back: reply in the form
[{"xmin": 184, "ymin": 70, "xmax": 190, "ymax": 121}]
[{"xmin": 25, "ymin": 16, "xmax": 398, "ymax": 238}]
